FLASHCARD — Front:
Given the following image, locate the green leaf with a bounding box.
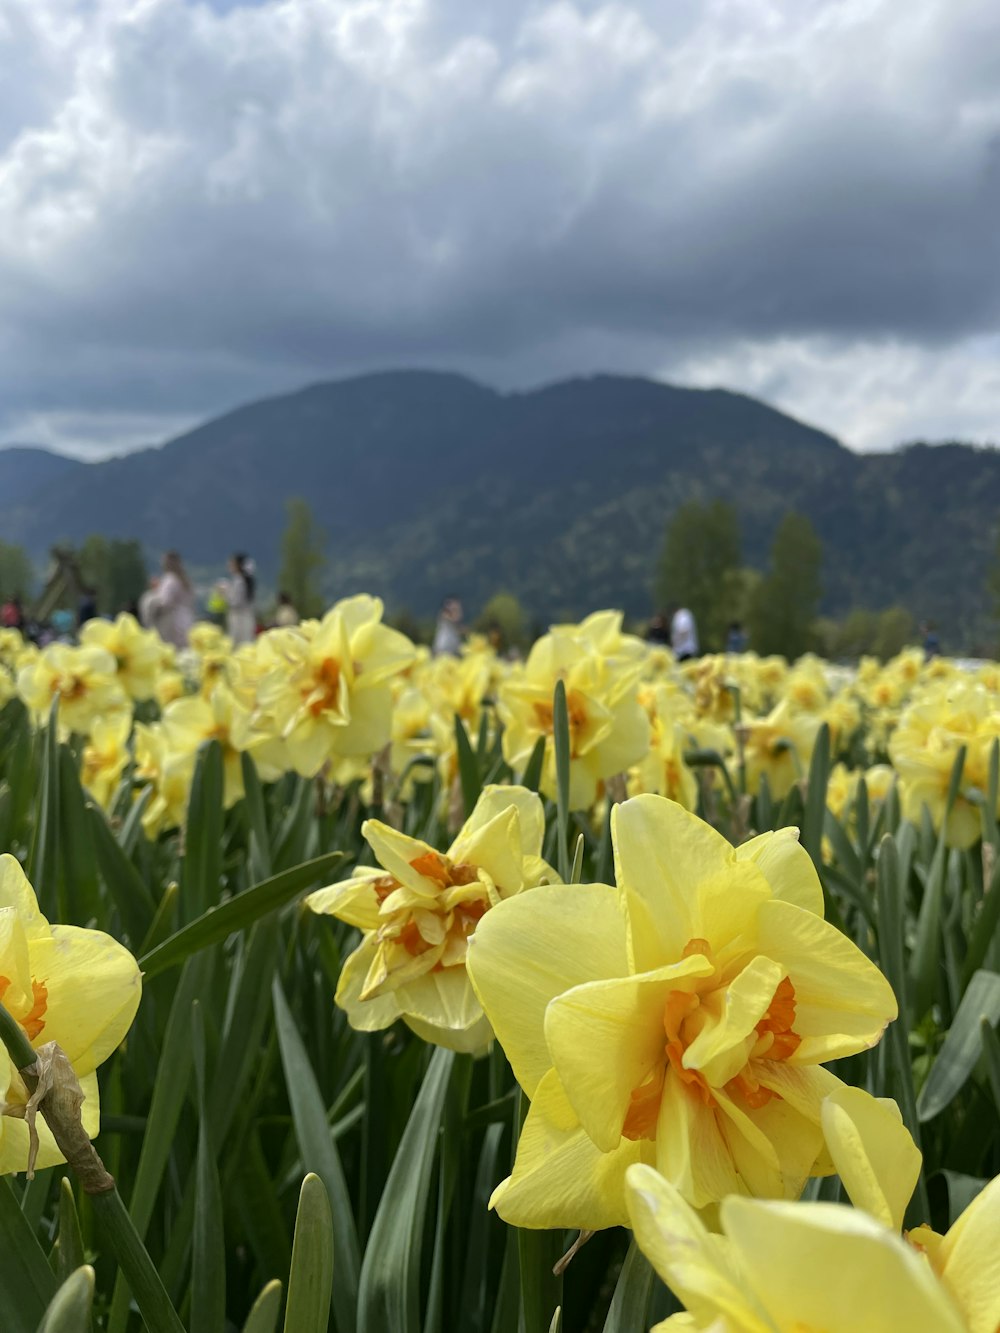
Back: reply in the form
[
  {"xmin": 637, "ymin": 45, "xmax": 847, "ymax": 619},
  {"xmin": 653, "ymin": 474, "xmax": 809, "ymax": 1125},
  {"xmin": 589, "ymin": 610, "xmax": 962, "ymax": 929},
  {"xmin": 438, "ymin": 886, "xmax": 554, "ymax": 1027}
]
[
  {"xmin": 51, "ymin": 1180, "xmax": 85, "ymax": 1287},
  {"xmin": 36, "ymin": 1265, "xmax": 95, "ymax": 1333},
  {"xmin": 56, "ymin": 746, "xmax": 100, "ymax": 927},
  {"xmin": 800, "ymin": 722, "xmax": 830, "ymax": 869},
  {"xmin": 272, "ymin": 976, "xmax": 360, "ymax": 1332},
  {"xmin": 516, "ymin": 1091, "xmax": 563, "ymax": 1333},
  {"xmin": 520, "ymin": 736, "xmax": 546, "ymax": 793},
  {"xmin": 979, "ymin": 1016, "xmax": 1000, "ymax": 1119},
  {"xmin": 191, "ymin": 1005, "xmax": 225, "ymax": 1333},
  {"xmin": 181, "ymin": 738, "xmax": 225, "ymax": 921},
  {"xmin": 241, "ymin": 751, "xmax": 273, "ymax": 882},
  {"xmin": 283, "ymin": 1174, "xmax": 335, "ymax": 1333},
  {"xmin": 917, "ymin": 969, "xmax": 1000, "ymax": 1122},
  {"xmin": 87, "ymin": 802, "xmax": 157, "ymax": 949},
  {"xmin": 910, "ymin": 747, "xmax": 966, "ymax": 1020},
  {"xmin": 357, "ymin": 1048, "xmax": 454, "ymax": 1333},
  {"xmin": 28, "ymin": 699, "xmax": 62, "ymax": 918},
  {"xmin": 454, "ymin": 714, "xmax": 482, "ymax": 820},
  {"xmin": 602, "ymin": 1241, "xmax": 655, "ymax": 1333},
  {"xmin": 962, "ymin": 853, "xmax": 1000, "ymax": 987},
  {"xmin": 552, "ymin": 680, "xmax": 572, "ymax": 882},
  {"xmin": 140, "ymin": 851, "xmax": 343, "ymax": 978},
  {"xmin": 242, "ymin": 1281, "xmax": 283, "ymax": 1333},
  {"xmin": 0, "ymin": 1176, "xmax": 57, "ymax": 1333}
]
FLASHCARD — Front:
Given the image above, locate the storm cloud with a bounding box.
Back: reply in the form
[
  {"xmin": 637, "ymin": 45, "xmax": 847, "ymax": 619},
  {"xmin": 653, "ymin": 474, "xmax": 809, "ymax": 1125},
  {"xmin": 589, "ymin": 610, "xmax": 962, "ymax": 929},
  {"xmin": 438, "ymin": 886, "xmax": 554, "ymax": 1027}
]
[{"xmin": 2, "ymin": 0, "xmax": 999, "ymax": 455}]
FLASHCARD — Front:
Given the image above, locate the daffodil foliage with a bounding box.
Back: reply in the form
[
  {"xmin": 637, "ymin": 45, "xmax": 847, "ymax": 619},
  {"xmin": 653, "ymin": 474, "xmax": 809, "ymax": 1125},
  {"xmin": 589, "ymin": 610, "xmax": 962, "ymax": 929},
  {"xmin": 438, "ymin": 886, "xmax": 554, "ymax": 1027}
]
[{"xmin": 0, "ymin": 605, "xmax": 997, "ymax": 1332}]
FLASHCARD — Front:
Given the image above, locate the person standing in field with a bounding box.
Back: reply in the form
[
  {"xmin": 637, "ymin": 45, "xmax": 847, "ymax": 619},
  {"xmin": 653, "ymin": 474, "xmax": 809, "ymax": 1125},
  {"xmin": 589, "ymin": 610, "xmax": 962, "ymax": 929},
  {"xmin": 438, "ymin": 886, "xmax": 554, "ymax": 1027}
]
[
  {"xmin": 145, "ymin": 551, "xmax": 196, "ymax": 649},
  {"xmin": 433, "ymin": 596, "xmax": 464, "ymax": 657},
  {"xmin": 275, "ymin": 591, "xmax": 299, "ymax": 627},
  {"xmin": 220, "ymin": 553, "xmax": 257, "ymax": 645},
  {"xmin": 670, "ymin": 604, "xmax": 699, "ymax": 661}
]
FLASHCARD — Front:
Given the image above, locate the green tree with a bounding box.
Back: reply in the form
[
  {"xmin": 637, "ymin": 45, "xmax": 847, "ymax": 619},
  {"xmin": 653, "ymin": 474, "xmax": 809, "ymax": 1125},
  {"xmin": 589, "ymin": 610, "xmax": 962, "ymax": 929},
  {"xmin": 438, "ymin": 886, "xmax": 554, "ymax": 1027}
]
[
  {"xmin": 873, "ymin": 606, "xmax": 915, "ymax": 662},
  {"xmin": 278, "ymin": 498, "xmax": 327, "ymax": 618},
  {"xmin": 475, "ymin": 591, "xmax": 529, "ymax": 653},
  {"xmin": 78, "ymin": 537, "xmax": 148, "ymax": 614},
  {"xmin": 656, "ymin": 500, "xmax": 741, "ymax": 649},
  {"xmin": 0, "ymin": 541, "xmax": 34, "ymax": 603},
  {"xmin": 747, "ymin": 512, "xmax": 823, "ymax": 658}
]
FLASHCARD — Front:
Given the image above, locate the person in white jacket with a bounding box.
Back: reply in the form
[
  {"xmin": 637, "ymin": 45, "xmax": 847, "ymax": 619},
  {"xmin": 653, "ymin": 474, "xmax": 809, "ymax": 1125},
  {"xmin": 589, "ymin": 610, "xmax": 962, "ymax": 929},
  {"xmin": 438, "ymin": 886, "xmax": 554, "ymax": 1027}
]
[
  {"xmin": 145, "ymin": 551, "xmax": 196, "ymax": 649},
  {"xmin": 221, "ymin": 553, "xmax": 257, "ymax": 645}
]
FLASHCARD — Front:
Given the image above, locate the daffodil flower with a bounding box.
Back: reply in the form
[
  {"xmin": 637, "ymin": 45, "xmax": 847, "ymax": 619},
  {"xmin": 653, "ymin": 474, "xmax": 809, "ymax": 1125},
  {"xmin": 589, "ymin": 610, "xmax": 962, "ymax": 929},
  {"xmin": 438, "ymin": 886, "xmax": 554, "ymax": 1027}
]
[
  {"xmin": 17, "ymin": 643, "xmax": 128, "ymax": 738},
  {"xmin": 0, "ymin": 856, "xmax": 142, "ymax": 1175},
  {"xmin": 307, "ymin": 786, "xmax": 557, "ymax": 1053},
  {"xmin": 467, "ymin": 795, "xmax": 896, "ymax": 1228},
  {"xmin": 498, "ymin": 611, "xmax": 650, "ymax": 808},
  {"xmin": 625, "ymin": 1086, "xmax": 999, "ymax": 1332}
]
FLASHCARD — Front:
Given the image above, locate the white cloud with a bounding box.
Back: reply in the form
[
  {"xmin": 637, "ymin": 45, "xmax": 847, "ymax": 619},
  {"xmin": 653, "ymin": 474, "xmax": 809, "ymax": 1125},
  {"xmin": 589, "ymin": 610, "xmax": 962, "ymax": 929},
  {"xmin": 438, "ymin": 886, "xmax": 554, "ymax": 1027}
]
[{"xmin": 0, "ymin": 0, "xmax": 999, "ymax": 454}]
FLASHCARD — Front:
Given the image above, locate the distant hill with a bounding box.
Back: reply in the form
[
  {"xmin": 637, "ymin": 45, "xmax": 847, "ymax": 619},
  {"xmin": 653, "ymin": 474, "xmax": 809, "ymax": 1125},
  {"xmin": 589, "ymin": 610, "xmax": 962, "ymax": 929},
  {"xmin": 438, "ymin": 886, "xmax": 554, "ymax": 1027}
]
[
  {"xmin": 1, "ymin": 372, "xmax": 997, "ymax": 646},
  {"xmin": 0, "ymin": 447, "xmax": 86, "ymax": 513}
]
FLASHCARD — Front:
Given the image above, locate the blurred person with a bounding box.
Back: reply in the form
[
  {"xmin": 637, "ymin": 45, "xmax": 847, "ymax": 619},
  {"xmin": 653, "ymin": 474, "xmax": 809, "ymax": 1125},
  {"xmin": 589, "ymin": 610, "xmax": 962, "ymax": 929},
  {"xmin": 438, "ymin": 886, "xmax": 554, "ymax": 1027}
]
[
  {"xmin": 432, "ymin": 596, "xmax": 464, "ymax": 658},
  {"xmin": 77, "ymin": 585, "xmax": 99, "ymax": 627},
  {"xmin": 670, "ymin": 604, "xmax": 699, "ymax": 661},
  {"xmin": 725, "ymin": 620, "xmax": 748, "ymax": 653},
  {"xmin": 145, "ymin": 551, "xmax": 196, "ymax": 649},
  {"xmin": 921, "ymin": 620, "xmax": 941, "ymax": 660},
  {"xmin": 645, "ymin": 611, "xmax": 671, "ymax": 646},
  {"xmin": 1, "ymin": 593, "xmax": 25, "ymax": 631},
  {"xmin": 275, "ymin": 591, "xmax": 299, "ymax": 627},
  {"xmin": 220, "ymin": 552, "xmax": 257, "ymax": 645}
]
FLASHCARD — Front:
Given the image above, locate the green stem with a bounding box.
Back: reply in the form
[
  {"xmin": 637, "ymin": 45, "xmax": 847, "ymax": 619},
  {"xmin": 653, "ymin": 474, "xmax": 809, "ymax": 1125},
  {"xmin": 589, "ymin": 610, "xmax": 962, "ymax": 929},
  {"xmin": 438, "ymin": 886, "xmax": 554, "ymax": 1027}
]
[
  {"xmin": 0, "ymin": 1000, "xmax": 186, "ymax": 1333},
  {"xmin": 91, "ymin": 1190, "xmax": 187, "ymax": 1333},
  {"xmin": 0, "ymin": 999, "xmax": 37, "ymax": 1071}
]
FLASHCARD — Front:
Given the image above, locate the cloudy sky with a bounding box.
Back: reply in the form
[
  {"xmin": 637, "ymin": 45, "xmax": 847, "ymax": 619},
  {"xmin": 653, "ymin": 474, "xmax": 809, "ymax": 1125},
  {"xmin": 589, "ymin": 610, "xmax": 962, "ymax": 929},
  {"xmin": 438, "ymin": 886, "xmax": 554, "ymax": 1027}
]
[{"xmin": 2, "ymin": 0, "xmax": 1000, "ymax": 458}]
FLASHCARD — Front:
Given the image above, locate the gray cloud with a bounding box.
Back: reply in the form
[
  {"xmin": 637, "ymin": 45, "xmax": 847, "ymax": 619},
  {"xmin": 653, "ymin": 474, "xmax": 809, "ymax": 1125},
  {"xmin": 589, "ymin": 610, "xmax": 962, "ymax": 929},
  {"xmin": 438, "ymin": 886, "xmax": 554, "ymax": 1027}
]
[{"xmin": 1, "ymin": 0, "xmax": 999, "ymax": 456}]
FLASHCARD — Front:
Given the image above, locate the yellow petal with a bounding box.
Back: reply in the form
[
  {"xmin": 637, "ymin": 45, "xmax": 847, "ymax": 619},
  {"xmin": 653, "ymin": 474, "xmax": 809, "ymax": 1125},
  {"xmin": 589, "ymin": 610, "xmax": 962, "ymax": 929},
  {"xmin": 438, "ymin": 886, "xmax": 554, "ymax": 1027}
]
[
  {"xmin": 821, "ymin": 1086, "xmax": 921, "ymax": 1231},
  {"xmin": 0, "ymin": 855, "xmax": 49, "ymax": 940},
  {"xmin": 458, "ymin": 785, "xmax": 546, "ymax": 857},
  {"xmin": 723, "ymin": 1196, "xmax": 967, "ymax": 1333},
  {"xmin": 544, "ymin": 956, "xmax": 716, "ymax": 1152},
  {"xmin": 940, "ymin": 1173, "xmax": 1000, "ymax": 1333},
  {"xmin": 682, "ymin": 955, "xmax": 784, "ymax": 1086},
  {"xmin": 612, "ymin": 795, "xmax": 734, "ymax": 969},
  {"xmin": 734, "ymin": 827, "xmax": 824, "ymax": 918},
  {"xmin": 26, "ymin": 926, "xmax": 141, "ymax": 1076},
  {"xmin": 717, "ymin": 1083, "xmax": 826, "ymax": 1201},
  {"xmin": 491, "ymin": 1069, "xmax": 649, "ymax": 1230},
  {"xmin": 403, "ymin": 1009, "xmax": 492, "ymax": 1055},
  {"xmin": 334, "ymin": 935, "xmax": 404, "ymax": 1032},
  {"xmin": 655, "ymin": 1069, "xmax": 742, "ymax": 1210},
  {"xmin": 754, "ymin": 899, "xmax": 897, "ymax": 1061},
  {"xmin": 305, "ymin": 870, "xmax": 387, "ymax": 929},
  {"xmin": 467, "ymin": 882, "xmax": 628, "ymax": 1098},
  {"xmin": 395, "ymin": 965, "xmax": 483, "ymax": 1033},
  {"xmin": 449, "ymin": 807, "xmax": 523, "ymax": 897},
  {"xmin": 362, "ymin": 821, "xmax": 440, "ymax": 897},
  {"xmin": 625, "ymin": 1164, "xmax": 771, "ymax": 1333}
]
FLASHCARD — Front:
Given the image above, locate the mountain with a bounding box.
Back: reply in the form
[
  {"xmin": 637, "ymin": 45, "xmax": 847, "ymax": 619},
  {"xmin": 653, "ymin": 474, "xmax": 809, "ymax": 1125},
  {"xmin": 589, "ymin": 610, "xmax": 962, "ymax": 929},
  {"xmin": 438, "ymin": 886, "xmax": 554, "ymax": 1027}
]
[
  {"xmin": 0, "ymin": 446, "xmax": 86, "ymax": 513},
  {"xmin": 1, "ymin": 372, "xmax": 996, "ymax": 645}
]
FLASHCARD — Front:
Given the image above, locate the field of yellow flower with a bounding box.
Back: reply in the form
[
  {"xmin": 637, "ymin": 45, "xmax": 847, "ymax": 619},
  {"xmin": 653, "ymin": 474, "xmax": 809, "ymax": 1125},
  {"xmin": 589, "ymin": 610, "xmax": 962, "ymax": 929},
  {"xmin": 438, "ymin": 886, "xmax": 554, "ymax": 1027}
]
[{"xmin": 0, "ymin": 601, "xmax": 998, "ymax": 1332}]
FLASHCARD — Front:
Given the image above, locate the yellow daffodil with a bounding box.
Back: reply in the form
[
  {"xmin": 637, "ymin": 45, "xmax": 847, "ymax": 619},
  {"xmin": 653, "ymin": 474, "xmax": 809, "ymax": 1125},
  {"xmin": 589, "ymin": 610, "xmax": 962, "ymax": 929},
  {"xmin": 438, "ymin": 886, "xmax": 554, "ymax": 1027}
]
[
  {"xmin": 81, "ymin": 712, "xmax": 133, "ymax": 812},
  {"xmin": 307, "ymin": 785, "xmax": 557, "ymax": 1053},
  {"xmin": 162, "ymin": 683, "xmax": 279, "ymax": 808},
  {"xmin": 738, "ymin": 699, "xmax": 821, "ymax": 801},
  {"xmin": 631, "ymin": 685, "xmax": 698, "ymax": 810},
  {"xmin": 17, "ymin": 643, "xmax": 127, "ymax": 738},
  {"xmin": 626, "ymin": 1083, "xmax": 999, "ymax": 1332},
  {"xmin": 890, "ymin": 682, "xmax": 1000, "ymax": 848},
  {"xmin": 498, "ymin": 612, "xmax": 649, "ymax": 809},
  {"xmin": 625, "ymin": 1161, "xmax": 972, "ymax": 1332},
  {"xmin": 80, "ymin": 613, "xmax": 163, "ymax": 702},
  {"xmin": 0, "ymin": 855, "xmax": 142, "ymax": 1174},
  {"xmin": 467, "ymin": 795, "xmax": 896, "ymax": 1229},
  {"xmin": 133, "ymin": 722, "xmax": 195, "ymax": 838},
  {"xmin": 256, "ymin": 595, "xmax": 415, "ymax": 777}
]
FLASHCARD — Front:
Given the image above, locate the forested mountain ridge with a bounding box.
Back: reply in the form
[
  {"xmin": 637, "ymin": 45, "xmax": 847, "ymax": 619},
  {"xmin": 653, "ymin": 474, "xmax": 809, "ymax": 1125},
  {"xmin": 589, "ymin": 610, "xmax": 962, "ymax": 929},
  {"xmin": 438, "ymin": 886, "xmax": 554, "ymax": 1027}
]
[{"xmin": 1, "ymin": 371, "xmax": 996, "ymax": 643}]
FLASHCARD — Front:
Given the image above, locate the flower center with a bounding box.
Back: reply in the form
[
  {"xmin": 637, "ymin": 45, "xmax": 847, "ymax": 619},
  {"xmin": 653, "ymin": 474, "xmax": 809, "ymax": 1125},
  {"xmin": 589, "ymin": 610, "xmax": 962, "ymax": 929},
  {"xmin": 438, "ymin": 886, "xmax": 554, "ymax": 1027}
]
[
  {"xmin": 622, "ymin": 941, "xmax": 801, "ymax": 1142},
  {"xmin": 0, "ymin": 975, "xmax": 49, "ymax": 1042},
  {"xmin": 368, "ymin": 853, "xmax": 488, "ymax": 974},
  {"xmin": 308, "ymin": 657, "xmax": 342, "ymax": 718},
  {"xmin": 532, "ymin": 689, "xmax": 589, "ymax": 756}
]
